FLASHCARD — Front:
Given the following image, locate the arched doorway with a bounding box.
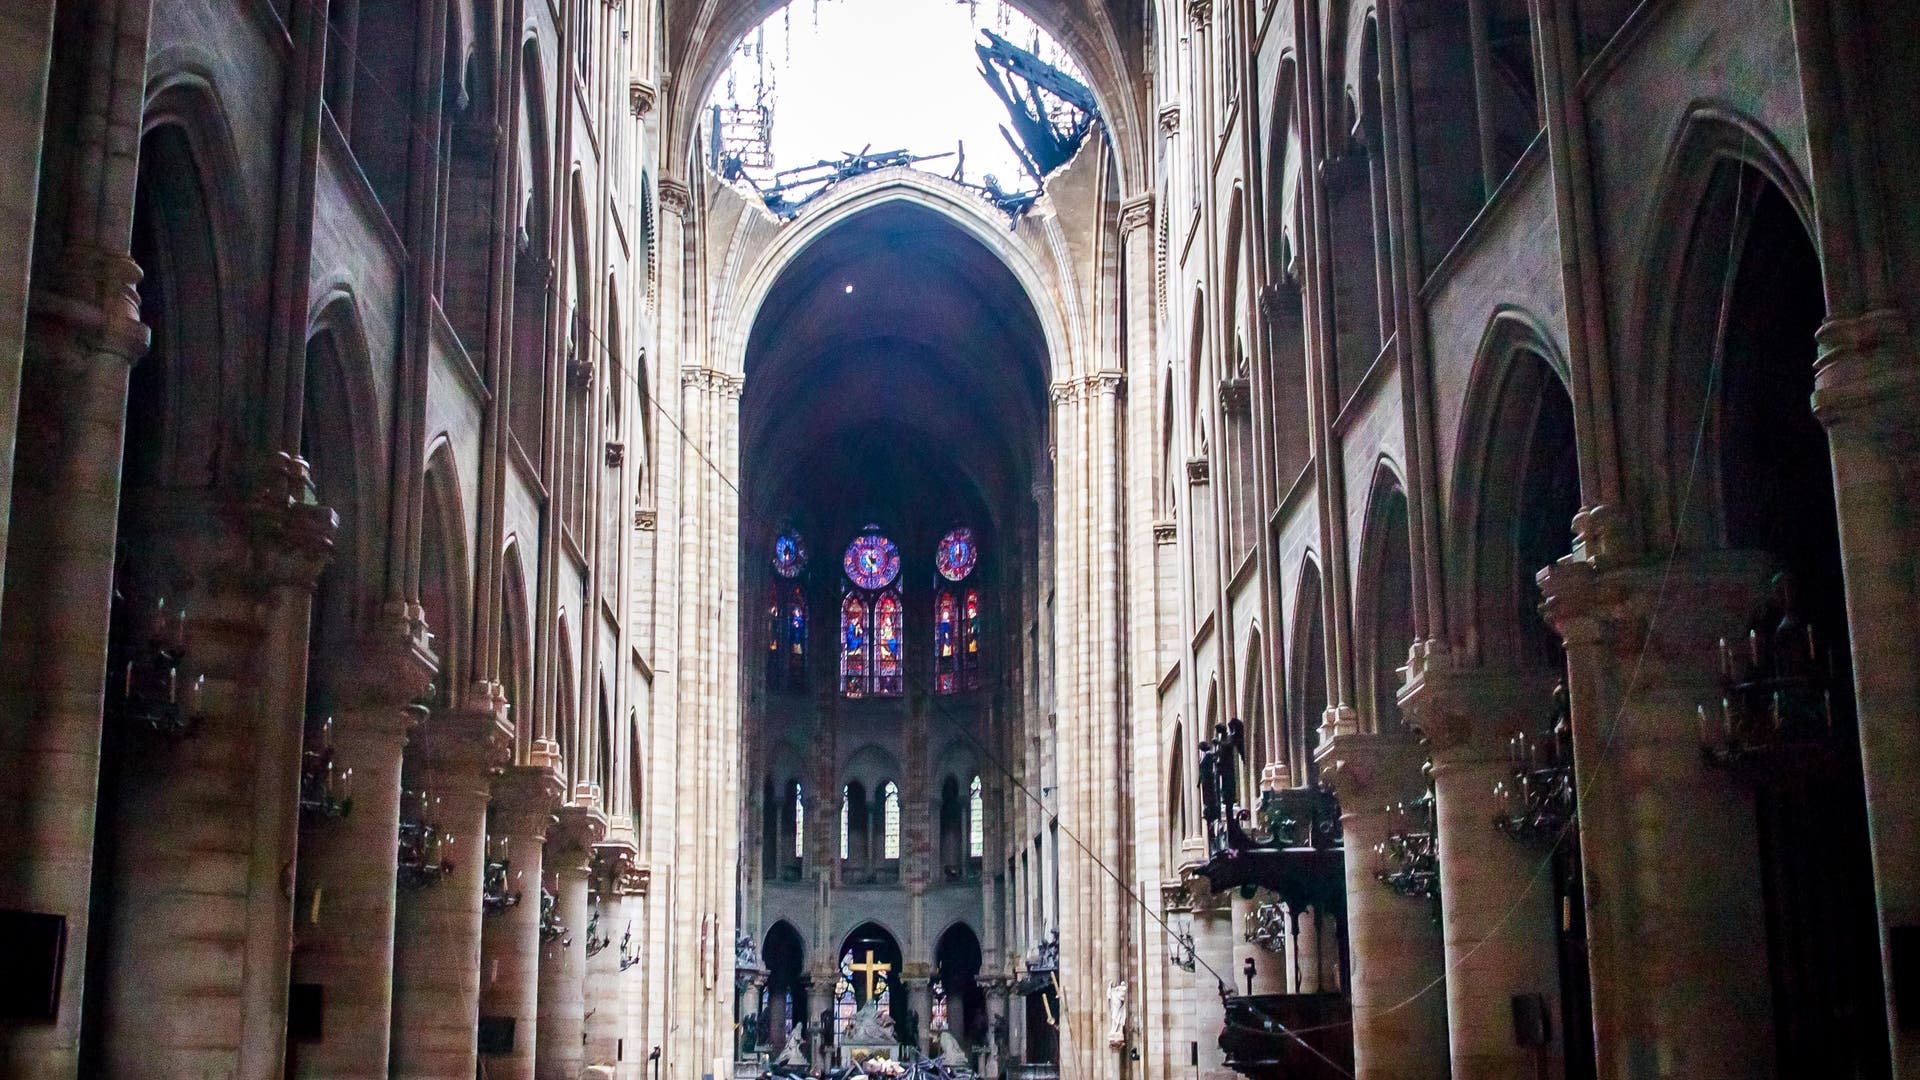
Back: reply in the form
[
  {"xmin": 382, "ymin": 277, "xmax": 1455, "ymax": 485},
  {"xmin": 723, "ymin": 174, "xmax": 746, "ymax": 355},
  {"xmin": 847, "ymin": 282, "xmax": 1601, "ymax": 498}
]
[
  {"xmin": 933, "ymin": 923, "xmax": 986, "ymax": 1053},
  {"xmin": 834, "ymin": 922, "xmax": 905, "ymax": 1047},
  {"xmin": 761, "ymin": 921, "xmax": 808, "ymax": 1057}
]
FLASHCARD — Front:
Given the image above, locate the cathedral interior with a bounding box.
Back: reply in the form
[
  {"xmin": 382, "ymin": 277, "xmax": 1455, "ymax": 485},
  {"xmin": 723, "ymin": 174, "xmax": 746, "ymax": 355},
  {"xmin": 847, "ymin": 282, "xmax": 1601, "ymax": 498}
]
[{"xmin": 0, "ymin": 0, "xmax": 1918, "ymax": 1078}]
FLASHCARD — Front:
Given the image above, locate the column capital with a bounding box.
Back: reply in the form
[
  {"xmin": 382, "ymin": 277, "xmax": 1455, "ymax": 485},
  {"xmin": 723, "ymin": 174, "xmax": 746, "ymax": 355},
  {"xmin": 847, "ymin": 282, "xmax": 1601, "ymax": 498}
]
[
  {"xmin": 1398, "ymin": 662, "xmax": 1558, "ymax": 758},
  {"xmin": 247, "ymin": 451, "xmax": 339, "ymax": 589},
  {"xmin": 1314, "ymin": 730, "xmax": 1428, "ymax": 803},
  {"xmin": 681, "ymin": 365, "xmax": 744, "ymax": 397},
  {"xmin": 1157, "ymin": 102, "xmax": 1180, "ymax": 135},
  {"xmin": 335, "ymin": 615, "xmax": 438, "ymax": 715},
  {"xmin": 426, "ymin": 695, "xmax": 517, "ymax": 780},
  {"xmin": 591, "ymin": 840, "xmax": 643, "ymax": 894},
  {"xmin": 1186, "ymin": 0, "xmax": 1211, "ymax": 30},
  {"xmin": 551, "ymin": 804, "xmax": 608, "ymax": 862},
  {"xmin": 1119, "ymin": 194, "xmax": 1154, "ymax": 236},
  {"xmin": 492, "ymin": 764, "xmax": 566, "ymax": 839},
  {"xmin": 658, "ymin": 179, "xmax": 692, "ymax": 216},
  {"xmin": 1537, "ymin": 549, "xmax": 1774, "ymax": 667}
]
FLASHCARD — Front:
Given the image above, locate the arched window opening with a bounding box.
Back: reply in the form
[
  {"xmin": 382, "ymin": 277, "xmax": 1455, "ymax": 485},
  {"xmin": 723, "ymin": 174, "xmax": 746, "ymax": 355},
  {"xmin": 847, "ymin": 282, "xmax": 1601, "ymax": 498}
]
[
  {"xmin": 968, "ymin": 775, "xmax": 984, "ymax": 862},
  {"xmin": 792, "ymin": 781, "xmax": 805, "ymax": 866},
  {"xmin": 768, "ymin": 581, "xmax": 808, "ymax": 693},
  {"xmin": 840, "ymin": 527, "xmax": 903, "ymax": 698},
  {"xmin": 939, "ymin": 776, "xmax": 964, "ymax": 880},
  {"xmin": 881, "ymin": 781, "xmax": 901, "ymax": 861},
  {"xmin": 933, "ymin": 526, "xmax": 984, "ymax": 695}
]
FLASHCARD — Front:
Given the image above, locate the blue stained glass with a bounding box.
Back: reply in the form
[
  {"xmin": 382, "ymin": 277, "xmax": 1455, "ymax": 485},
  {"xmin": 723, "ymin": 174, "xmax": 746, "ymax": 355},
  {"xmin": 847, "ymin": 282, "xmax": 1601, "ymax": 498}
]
[
  {"xmin": 843, "ymin": 529, "xmax": 901, "ymax": 590},
  {"xmin": 936, "ymin": 527, "xmax": 978, "ymax": 582},
  {"xmin": 773, "ymin": 530, "xmax": 808, "ymax": 577}
]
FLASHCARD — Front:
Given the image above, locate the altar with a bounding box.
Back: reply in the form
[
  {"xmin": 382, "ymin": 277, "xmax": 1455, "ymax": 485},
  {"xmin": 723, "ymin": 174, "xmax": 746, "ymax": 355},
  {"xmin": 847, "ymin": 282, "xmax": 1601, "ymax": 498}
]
[{"xmin": 836, "ymin": 946, "xmax": 904, "ymax": 1069}]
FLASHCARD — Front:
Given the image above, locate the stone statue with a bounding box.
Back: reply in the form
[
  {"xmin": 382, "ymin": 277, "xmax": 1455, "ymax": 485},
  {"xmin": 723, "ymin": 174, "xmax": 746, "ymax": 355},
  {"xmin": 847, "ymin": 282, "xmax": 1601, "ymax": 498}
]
[
  {"xmin": 736, "ymin": 928, "xmax": 761, "ymax": 970},
  {"xmin": 1106, "ymin": 981, "xmax": 1128, "ymax": 1048},
  {"xmin": 777, "ymin": 1024, "xmax": 808, "ymax": 1067},
  {"xmin": 939, "ymin": 1029, "xmax": 968, "ymax": 1066},
  {"xmin": 846, "ymin": 998, "xmax": 897, "ymax": 1044}
]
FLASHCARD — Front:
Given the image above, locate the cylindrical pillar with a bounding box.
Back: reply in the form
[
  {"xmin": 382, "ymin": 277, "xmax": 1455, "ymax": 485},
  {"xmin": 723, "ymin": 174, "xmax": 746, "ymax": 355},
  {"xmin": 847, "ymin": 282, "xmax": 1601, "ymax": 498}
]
[
  {"xmin": 537, "ymin": 823, "xmax": 593, "ymax": 1080},
  {"xmin": 1322, "ymin": 732, "xmax": 1449, "ymax": 1080},
  {"xmin": 481, "ymin": 766, "xmax": 562, "ymax": 1080},
  {"xmin": 289, "ymin": 692, "xmax": 418, "ymax": 1078},
  {"xmin": 391, "ymin": 698, "xmax": 510, "ymax": 1078}
]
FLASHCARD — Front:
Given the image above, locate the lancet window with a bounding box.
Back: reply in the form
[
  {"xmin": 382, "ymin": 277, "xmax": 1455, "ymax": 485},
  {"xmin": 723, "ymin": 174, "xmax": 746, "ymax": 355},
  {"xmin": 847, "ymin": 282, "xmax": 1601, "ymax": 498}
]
[
  {"xmin": 933, "ymin": 527, "xmax": 982, "ymax": 693},
  {"xmin": 881, "ymin": 781, "xmax": 901, "ymax": 861},
  {"xmin": 768, "ymin": 529, "xmax": 809, "ymax": 693},
  {"xmin": 839, "ymin": 527, "xmax": 903, "ymax": 698}
]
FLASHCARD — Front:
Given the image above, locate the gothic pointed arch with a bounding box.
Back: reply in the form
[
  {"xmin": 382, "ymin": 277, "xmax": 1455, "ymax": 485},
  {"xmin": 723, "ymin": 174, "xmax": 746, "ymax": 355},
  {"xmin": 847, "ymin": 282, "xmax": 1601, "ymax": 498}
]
[
  {"xmin": 421, "ymin": 439, "xmax": 474, "ymax": 700},
  {"xmin": 1355, "ymin": 462, "xmax": 1414, "ymax": 733}
]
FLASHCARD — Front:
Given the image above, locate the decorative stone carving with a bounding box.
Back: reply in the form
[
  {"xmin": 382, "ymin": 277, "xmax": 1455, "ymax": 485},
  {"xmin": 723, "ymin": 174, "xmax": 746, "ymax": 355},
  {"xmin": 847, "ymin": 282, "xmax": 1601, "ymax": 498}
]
[
  {"xmin": 1157, "ymin": 103, "xmax": 1181, "ymax": 135},
  {"xmin": 1186, "ymin": 0, "xmax": 1211, "ymax": 29},
  {"xmin": 1218, "ymin": 378, "xmax": 1250, "ymax": 414},
  {"xmin": 682, "ymin": 366, "xmax": 744, "ymax": 396},
  {"xmin": 657, "ymin": 180, "xmax": 691, "ymax": 216},
  {"xmin": 1120, "ymin": 195, "xmax": 1154, "ymax": 236},
  {"xmin": 248, "ymin": 451, "xmax": 339, "ymax": 589},
  {"xmin": 1153, "ymin": 519, "xmax": 1178, "ymax": 545},
  {"xmin": 630, "ymin": 78, "xmax": 656, "ymax": 118},
  {"xmin": 1185, "ymin": 455, "xmax": 1210, "ymax": 484}
]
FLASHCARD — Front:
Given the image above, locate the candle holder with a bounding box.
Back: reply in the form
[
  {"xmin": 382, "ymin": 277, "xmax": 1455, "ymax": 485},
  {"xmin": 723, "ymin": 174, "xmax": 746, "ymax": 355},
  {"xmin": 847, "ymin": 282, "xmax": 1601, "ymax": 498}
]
[
  {"xmin": 584, "ymin": 905, "xmax": 611, "ymax": 957},
  {"xmin": 1493, "ymin": 682, "xmax": 1576, "ymax": 846},
  {"xmin": 482, "ymin": 833, "xmax": 520, "ymax": 913},
  {"xmin": 299, "ymin": 716, "xmax": 354, "ymax": 823},
  {"xmin": 1698, "ymin": 572, "xmax": 1838, "ymax": 772},
  {"xmin": 619, "ymin": 920, "xmax": 642, "ymax": 971},
  {"xmin": 1374, "ymin": 762, "xmax": 1439, "ymax": 901},
  {"xmin": 397, "ymin": 788, "xmax": 455, "ymax": 889},
  {"xmin": 108, "ymin": 594, "xmax": 202, "ymax": 737},
  {"xmin": 539, "ymin": 885, "xmax": 570, "ymax": 945}
]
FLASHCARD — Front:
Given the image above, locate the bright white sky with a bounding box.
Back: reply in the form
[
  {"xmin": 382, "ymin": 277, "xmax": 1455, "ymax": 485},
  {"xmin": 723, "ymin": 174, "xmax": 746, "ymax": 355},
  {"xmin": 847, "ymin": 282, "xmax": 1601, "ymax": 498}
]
[{"xmin": 708, "ymin": 0, "xmax": 1084, "ymax": 192}]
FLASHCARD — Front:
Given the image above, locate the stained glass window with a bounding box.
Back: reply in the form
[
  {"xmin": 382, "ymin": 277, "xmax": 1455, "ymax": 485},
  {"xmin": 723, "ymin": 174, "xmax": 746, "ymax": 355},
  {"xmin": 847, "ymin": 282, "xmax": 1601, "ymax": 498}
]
[
  {"xmin": 882, "ymin": 781, "xmax": 901, "ymax": 860},
  {"xmin": 768, "ymin": 582, "xmax": 807, "ymax": 692},
  {"xmin": 934, "ymin": 585, "xmax": 982, "ymax": 694},
  {"xmin": 839, "ymin": 527, "xmax": 904, "ymax": 698},
  {"xmin": 873, "ymin": 590, "xmax": 904, "ymax": 696},
  {"xmin": 773, "ymin": 529, "xmax": 808, "ymax": 578},
  {"xmin": 968, "ymin": 774, "xmax": 984, "ymax": 859},
  {"xmin": 935, "ymin": 527, "xmax": 978, "ymax": 581},
  {"xmin": 843, "ymin": 528, "xmax": 900, "ymax": 590},
  {"xmin": 840, "ymin": 594, "xmax": 869, "ymax": 697}
]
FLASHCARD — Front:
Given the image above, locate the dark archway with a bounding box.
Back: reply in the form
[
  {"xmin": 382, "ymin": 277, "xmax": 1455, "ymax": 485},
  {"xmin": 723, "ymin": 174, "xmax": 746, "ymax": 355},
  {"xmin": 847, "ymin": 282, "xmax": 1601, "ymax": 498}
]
[
  {"xmin": 1356, "ymin": 469, "xmax": 1414, "ymax": 733},
  {"xmin": 762, "ymin": 921, "xmax": 808, "ymax": 1056},
  {"xmin": 934, "ymin": 923, "xmax": 986, "ymax": 1050}
]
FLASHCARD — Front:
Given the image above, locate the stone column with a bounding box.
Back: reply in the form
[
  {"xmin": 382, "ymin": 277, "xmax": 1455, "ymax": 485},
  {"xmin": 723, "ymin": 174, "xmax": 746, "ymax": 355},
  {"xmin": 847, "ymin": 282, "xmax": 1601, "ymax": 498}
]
[
  {"xmin": 391, "ymin": 689, "xmax": 514, "ymax": 1078},
  {"xmin": 586, "ymin": 844, "xmax": 642, "ymax": 1074},
  {"xmin": 0, "ymin": 251, "xmax": 146, "ymax": 1074},
  {"xmin": 1539, "ymin": 553, "xmax": 1773, "ymax": 1079},
  {"xmin": 482, "ymin": 765, "xmax": 564, "ymax": 1080},
  {"xmin": 538, "ymin": 807, "xmax": 600, "ymax": 1080},
  {"xmin": 289, "ymin": 629, "xmax": 433, "ymax": 1079},
  {"xmin": 905, "ymin": 971, "xmax": 933, "ymax": 1059},
  {"xmin": 1318, "ymin": 730, "xmax": 1449, "ymax": 1080},
  {"xmin": 1401, "ymin": 667, "xmax": 1563, "ymax": 1080},
  {"xmin": 1812, "ymin": 309, "xmax": 1920, "ymax": 1077}
]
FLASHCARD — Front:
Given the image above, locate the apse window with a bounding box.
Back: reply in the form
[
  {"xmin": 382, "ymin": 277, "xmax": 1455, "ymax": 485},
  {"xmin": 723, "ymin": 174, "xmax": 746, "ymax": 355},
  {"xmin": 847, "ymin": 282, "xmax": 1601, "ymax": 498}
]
[
  {"xmin": 934, "ymin": 527, "xmax": 982, "ymax": 694},
  {"xmin": 704, "ymin": 0, "xmax": 1098, "ymax": 219}
]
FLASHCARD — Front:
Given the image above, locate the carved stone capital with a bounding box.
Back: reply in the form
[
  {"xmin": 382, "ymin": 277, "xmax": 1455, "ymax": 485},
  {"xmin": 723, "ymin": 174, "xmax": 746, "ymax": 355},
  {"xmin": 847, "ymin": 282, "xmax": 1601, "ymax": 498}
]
[
  {"xmin": 1186, "ymin": 0, "xmax": 1211, "ymax": 30},
  {"xmin": 1185, "ymin": 455, "xmax": 1210, "ymax": 484},
  {"xmin": 1398, "ymin": 661, "xmax": 1558, "ymax": 758},
  {"xmin": 334, "ymin": 613, "xmax": 439, "ymax": 714},
  {"xmin": 1049, "ymin": 378, "xmax": 1080, "ymax": 405},
  {"xmin": 1157, "ymin": 103, "xmax": 1181, "ymax": 135},
  {"xmin": 1218, "ymin": 377, "xmax": 1250, "ymax": 414},
  {"xmin": 1119, "ymin": 194, "xmax": 1154, "ymax": 236},
  {"xmin": 657, "ymin": 179, "xmax": 692, "ymax": 217},
  {"xmin": 551, "ymin": 803, "xmax": 609, "ymax": 861},
  {"xmin": 1153, "ymin": 519, "xmax": 1178, "ymax": 545},
  {"xmin": 633, "ymin": 507, "xmax": 657, "ymax": 531},
  {"xmin": 592, "ymin": 840, "xmax": 640, "ymax": 893},
  {"xmin": 681, "ymin": 365, "xmax": 743, "ymax": 397},
  {"xmin": 1313, "ymin": 730, "xmax": 1428, "ymax": 805},
  {"xmin": 247, "ymin": 452, "xmax": 338, "ymax": 589},
  {"xmin": 630, "ymin": 78, "xmax": 657, "ymax": 118},
  {"xmin": 1257, "ymin": 283, "xmax": 1301, "ymax": 329},
  {"xmin": 1536, "ymin": 549, "xmax": 1774, "ymax": 672},
  {"xmin": 492, "ymin": 763, "xmax": 567, "ymax": 839},
  {"xmin": 1084, "ymin": 370, "xmax": 1126, "ymax": 397}
]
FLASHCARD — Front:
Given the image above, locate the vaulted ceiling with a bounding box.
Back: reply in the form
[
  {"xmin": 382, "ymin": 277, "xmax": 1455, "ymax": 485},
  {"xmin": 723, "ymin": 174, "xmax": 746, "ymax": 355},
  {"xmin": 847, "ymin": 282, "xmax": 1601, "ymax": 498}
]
[{"xmin": 740, "ymin": 200, "xmax": 1050, "ymax": 560}]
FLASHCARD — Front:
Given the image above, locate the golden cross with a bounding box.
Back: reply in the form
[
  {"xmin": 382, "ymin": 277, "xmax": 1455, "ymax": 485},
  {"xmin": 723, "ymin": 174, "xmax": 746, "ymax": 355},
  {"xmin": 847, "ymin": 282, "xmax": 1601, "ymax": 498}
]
[{"xmin": 847, "ymin": 949, "xmax": 891, "ymax": 1001}]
